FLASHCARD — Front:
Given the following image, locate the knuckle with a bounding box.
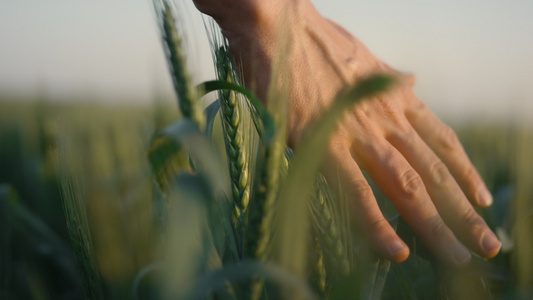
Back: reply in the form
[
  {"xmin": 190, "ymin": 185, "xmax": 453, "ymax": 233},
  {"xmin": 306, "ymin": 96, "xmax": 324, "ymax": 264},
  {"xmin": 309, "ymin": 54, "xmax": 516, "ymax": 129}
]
[
  {"xmin": 350, "ymin": 179, "xmax": 374, "ymax": 199},
  {"xmin": 438, "ymin": 125, "xmax": 460, "ymax": 150},
  {"xmin": 377, "ymin": 97, "xmax": 397, "ymax": 114},
  {"xmin": 406, "ymin": 101, "xmax": 428, "ymax": 121},
  {"xmin": 376, "ymin": 97, "xmax": 404, "ymax": 123},
  {"xmin": 429, "ymin": 161, "xmax": 451, "ymax": 186},
  {"xmin": 352, "ymin": 107, "xmax": 373, "ymax": 132},
  {"xmin": 409, "ymin": 100, "xmax": 427, "ymax": 115},
  {"xmin": 329, "ymin": 135, "xmax": 350, "ymax": 151},
  {"xmin": 460, "ymin": 164, "xmax": 479, "ymax": 183},
  {"xmin": 427, "ymin": 215, "xmax": 449, "ymax": 238},
  {"xmin": 398, "ymin": 169, "xmax": 425, "ymax": 197},
  {"xmin": 461, "ymin": 207, "xmax": 486, "ymax": 229},
  {"xmin": 397, "ymin": 127, "xmax": 418, "ymax": 145},
  {"xmin": 367, "ymin": 215, "xmax": 391, "ymax": 233}
]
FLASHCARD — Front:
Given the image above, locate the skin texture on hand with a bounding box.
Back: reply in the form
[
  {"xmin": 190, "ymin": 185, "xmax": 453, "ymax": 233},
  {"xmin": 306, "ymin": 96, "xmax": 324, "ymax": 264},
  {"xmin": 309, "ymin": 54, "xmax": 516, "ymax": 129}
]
[{"xmin": 193, "ymin": 0, "xmax": 501, "ymax": 267}]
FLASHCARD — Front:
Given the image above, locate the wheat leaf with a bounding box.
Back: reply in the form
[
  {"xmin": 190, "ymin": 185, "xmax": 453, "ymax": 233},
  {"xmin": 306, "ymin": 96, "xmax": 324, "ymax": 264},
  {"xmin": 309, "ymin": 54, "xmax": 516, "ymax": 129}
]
[
  {"xmin": 274, "ymin": 74, "xmax": 395, "ymax": 280},
  {"xmin": 148, "ymin": 118, "xmax": 228, "ymax": 195},
  {"xmin": 148, "ymin": 119, "xmax": 239, "ymax": 260},
  {"xmin": 198, "ymin": 80, "xmax": 275, "ymax": 141},
  {"xmin": 205, "ymin": 100, "xmax": 221, "ymax": 139},
  {"xmin": 189, "ymin": 260, "xmax": 318, "ymax": 300}
]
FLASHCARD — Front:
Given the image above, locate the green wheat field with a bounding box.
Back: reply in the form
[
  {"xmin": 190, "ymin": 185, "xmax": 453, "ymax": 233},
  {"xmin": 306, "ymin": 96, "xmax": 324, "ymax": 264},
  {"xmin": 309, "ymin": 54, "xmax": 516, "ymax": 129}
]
[{"xmin": 0, "ymin": 1, "xmax": 532, "ymax": 299}]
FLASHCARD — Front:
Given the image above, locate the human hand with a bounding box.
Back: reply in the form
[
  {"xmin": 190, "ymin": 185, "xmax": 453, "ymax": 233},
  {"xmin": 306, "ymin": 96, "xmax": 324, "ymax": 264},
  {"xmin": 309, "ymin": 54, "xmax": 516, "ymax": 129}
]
[{"xmin": 193, "ymin": 0, "xmax": 501, "ymax": 267}]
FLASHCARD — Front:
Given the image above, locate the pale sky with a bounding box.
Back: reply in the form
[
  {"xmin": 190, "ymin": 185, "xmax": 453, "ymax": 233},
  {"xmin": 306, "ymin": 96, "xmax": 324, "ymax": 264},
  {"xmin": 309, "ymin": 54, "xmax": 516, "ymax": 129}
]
[{"xmin": 1, "ymin": 0, "xmax": 532, "ymax": 122}]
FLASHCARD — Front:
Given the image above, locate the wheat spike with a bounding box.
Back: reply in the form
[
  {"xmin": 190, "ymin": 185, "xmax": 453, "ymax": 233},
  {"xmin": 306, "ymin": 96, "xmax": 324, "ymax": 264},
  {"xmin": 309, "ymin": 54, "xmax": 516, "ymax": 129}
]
[
  {"xmin": 156, "ymin": 0, "xmax": 204, "ymax": 128},
  {"xmin": 214, "ymin": 45, "xmax": 252, "ymax": 224},
  {"xmin": 56, "ymin": 138, "xmax": 104, "ymax": 300},
  {"xmin": 310, "ymin": 174, "xmax": 353, "ymax": 282}
]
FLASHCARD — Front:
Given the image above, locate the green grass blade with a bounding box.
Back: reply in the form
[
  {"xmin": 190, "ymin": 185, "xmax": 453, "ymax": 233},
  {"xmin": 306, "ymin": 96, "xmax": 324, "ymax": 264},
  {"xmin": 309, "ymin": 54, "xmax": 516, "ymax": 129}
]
[
  {"xmin": 150, "ymin": 118, "xmax": 228, "ymax": 195},
  {"xmin": 162, "ymin": 173, "xmax": 210, "ymax": 299},
  {"xmin": 163, "ymin": 172, "xmax": 239, "ymax": 299},
  {"xmin": 243, "ymin": 50, "xmax": 291, "ymax": 300},
  {"xmin": 274, "ymin": 74, "xmax": 394, "ymax": 283},
  {"xmin": 205, "ymin": 100, "xmax": 221, "ymax": 139},
  {"xmin": 148, "ymin": 118, "xmax": 239, "ymax": 261},
  {"xmin": 189, "ymin": 260, "xmax": 318, "ymax": 300},
  {"xmin": 9, "ymin": 193, "xmax": 80, "ymax": 279},
  {"xmin": 148, "ymin": 123, "xmax": 191, "ymax": 192},
  {"xmin": 0, "ymin": 184, "xmax": 14, "ymax": 296}
]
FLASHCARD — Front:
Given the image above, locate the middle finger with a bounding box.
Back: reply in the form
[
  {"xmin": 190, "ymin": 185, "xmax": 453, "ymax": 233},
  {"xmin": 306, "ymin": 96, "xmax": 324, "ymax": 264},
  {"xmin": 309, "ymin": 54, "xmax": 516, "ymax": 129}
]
[
  {"xmin": 386, "ymin": 123, "xmax": 499, "ymax": 258},
  {"xmin": 352, "ymin": 138, "xmax": 472, "ymax": 267}
]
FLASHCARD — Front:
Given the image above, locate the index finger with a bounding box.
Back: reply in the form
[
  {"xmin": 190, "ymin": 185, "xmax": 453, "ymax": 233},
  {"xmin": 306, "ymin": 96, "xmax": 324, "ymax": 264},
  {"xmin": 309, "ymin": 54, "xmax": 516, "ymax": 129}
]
[{"xmin": 405, "ymin": 100, "xmax": 493, "ymax": 208}]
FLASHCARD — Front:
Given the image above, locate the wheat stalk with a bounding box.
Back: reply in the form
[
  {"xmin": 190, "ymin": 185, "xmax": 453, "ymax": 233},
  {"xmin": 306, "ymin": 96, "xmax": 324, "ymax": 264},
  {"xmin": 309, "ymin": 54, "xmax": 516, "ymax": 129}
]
[{"xmin": 155, "ymin": 0, "xmax": 204, "ymax": 129}]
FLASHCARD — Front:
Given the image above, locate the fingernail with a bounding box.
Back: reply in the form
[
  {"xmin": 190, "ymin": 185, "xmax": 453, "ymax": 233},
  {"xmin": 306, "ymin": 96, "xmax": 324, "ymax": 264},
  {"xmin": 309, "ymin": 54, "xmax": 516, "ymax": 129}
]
[
  {"xmin": 477, "ymin": 187, "xmax": 493, "ymax": 207},
  {"xmin": 389, "ymin": 241, "xmax": 407, "ymax": 256},
  {"xmin": 481, "ymin": 231, "xmax": 501, "ymax": 255},
  {"xmin": 452, "ymin": 243, "xmax": 471, "ymax": 267}
]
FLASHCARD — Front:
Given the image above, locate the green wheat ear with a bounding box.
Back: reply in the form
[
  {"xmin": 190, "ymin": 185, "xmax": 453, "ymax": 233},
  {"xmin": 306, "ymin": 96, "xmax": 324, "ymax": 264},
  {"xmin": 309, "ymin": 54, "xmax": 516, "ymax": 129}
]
[
  {"xmin": 310, "ymin": 174, "xmax": 353, "ymax": 284},
  {"xmin": 215, "ymin": 45, "xmax": 252, "ymax": 223},
  {"xmin": 149, "ymin": 0, "xmax": 208, "ymax": 193},
  {"xmin": 55, "ymin": 139, "xmax": 104, "ymax": 300},
  {"xmin": 156, "ymin": 0, "xmax": 205, "ymax": 129}
]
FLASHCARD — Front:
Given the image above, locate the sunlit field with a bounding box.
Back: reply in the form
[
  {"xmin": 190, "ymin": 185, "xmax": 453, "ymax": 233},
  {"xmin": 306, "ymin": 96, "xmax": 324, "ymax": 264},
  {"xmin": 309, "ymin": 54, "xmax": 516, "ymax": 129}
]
[{"xmin": 1, "ymin": 2, "xmax": 532, "ymax": 300}]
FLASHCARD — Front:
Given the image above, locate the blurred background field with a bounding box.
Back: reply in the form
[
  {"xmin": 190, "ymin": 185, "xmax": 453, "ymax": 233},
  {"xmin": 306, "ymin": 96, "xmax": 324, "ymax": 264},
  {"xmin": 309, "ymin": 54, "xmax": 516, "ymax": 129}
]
[
  {"xmin": 1, "ymin": 93, "xmax": 531, "ymax": 299},
  {"xmin": 0, "ymin": 95, "xmax": 177, "ymax": 299}
]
